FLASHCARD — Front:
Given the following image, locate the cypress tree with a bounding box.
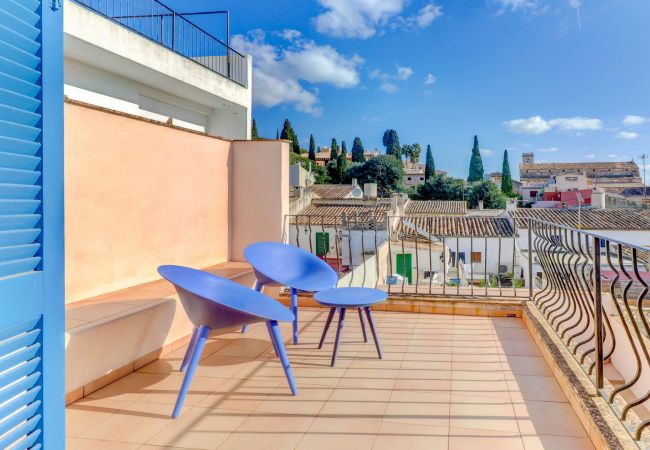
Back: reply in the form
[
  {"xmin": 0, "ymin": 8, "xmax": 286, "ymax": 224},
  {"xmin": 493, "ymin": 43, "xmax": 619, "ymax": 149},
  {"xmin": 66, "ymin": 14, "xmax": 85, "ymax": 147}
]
[
  {"xmin": 308, "ymin": 134, "xmax": 316, "ymax": 161},
  {"xmin": 280, "ymin": 119, "xmax": 300, "ymax": 154},
  {"xmin": 251, "ymin": 118, "xmax": 259, "ymax": 140},
  {"xmin": 467, "ymin": 135, "xmax": 485, "ymax": 182},
  {"xmin": 425, "ymin": 144, "xmax": 435, "ymax": 180},
  {"xmin": 352, "ymin": 137, "xmax": 366, "ymax": 163},
  {"xmin": 336, "ymin": 154, "xmax": 347, "ymax": 183},
  {"xmin": 330, "ymin": 138, "xmax": 339, "ymax": 161},
  {"xmin": 382, "ymin": 129, "xmax": 401, "ymax": 159},
  {"xmin": 276, "ymin": 129, "xmax": 279, "ymax": 140},
  {"xmin": 341, "ymin": 140, "xmax": 348, "ymax": 161},
  {"xmin": 501, "ymin": 149, "xmax": 514, "ymax": 196}
]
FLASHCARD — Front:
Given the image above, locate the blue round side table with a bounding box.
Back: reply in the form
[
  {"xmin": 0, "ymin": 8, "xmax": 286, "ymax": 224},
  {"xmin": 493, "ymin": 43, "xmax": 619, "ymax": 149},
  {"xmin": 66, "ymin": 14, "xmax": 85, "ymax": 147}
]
[{"xmin": 314, "ymin": 287, "xmax": 388, "ymax": 367}]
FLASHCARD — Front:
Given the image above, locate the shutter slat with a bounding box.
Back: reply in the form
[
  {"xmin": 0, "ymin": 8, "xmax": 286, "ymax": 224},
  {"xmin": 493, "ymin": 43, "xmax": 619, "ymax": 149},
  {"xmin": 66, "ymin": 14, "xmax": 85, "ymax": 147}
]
[
  {"xmin": 0, "ymin": 52, "xmax": 40, "ymax": 81},
  {"xmin": 0, "ymin": 25, "xmax": 40, "ymax": 55},
  {"xmin": 0, "ymin": 184, "xmax": 41, "ymax": 200},
  {"xmin": 0, "ymin": 88, "xmax": 41, "ymax": 113},
  {"xmin": 0, "ymin": 136, "xmax": 41, "ymax": 157},
  {"xmin": 0, "ymin": 104, "xmax": 41, "ymax": 128},
  {"xmin": 0, "ymin": 200, "xmax": 40, "ymax": 215},
  {"xmin": 0, "ymin": 328, "xmax": 40, "ymax": 358},
  {"xmin": 0, "ymin": 388, "xmax": 41, "ymax": 435},
  {"xmin": 0, "ymin": 357, "xmax": 40, "ymax": 393},
  {"xmin": 0, "ymin": 215, "xmax": 41, "ymax": 231},
  {"xmin": 0, "ymin": 257, "xmax": 41, "ymax": 277},
  {"xmin": 0, "ymin": 153, "xmax": 41, "ymax": 171},
  {"xmin": 12, "ymin": 429, "xmax": 42, "ymax": 450},
  {"xmin": 0, "ymin": 372, "xmax": 40, "ymax": 407},
  {"xmin": 0, "ymin": 244, "xmax": 40, "ymax": 263},
  {"xmin": 0, "ymin": 120, "xmax": 41, "ymax": 142},
  {"xmin": 0, "ymin": 410, "xmax": 41, "ymax": 449},
  {"xmin": 0, "ymin": 167, "xmax": 40, "ymax": 185},
  {"xmin": 2, "ymin": 1, "xmax": 40, "ymax": 27},
  {"xmin": 0, "ymin": 319, "xmax": 39, "ymax": 343},
  {"xmin": 0, "ymin": 11, "xmax": 40, "ymax": 43},
  {"xmin": 0, "ymin": 229, "xmax": 42, "ymax": 246},
  {"xmin": 0, "ymin": 72, "xmax": 40, "ymax": 98}
]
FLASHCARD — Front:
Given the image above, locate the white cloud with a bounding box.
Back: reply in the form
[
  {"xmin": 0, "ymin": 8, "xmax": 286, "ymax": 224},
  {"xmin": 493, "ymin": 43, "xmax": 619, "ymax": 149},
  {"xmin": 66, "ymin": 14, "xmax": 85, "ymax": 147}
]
[
  {"xmin": 314, "ymin": 0, "xmax": 441, "ymax": 39},
  {"xmin": 585, "ymin": 154, "xmax": 596, "ymax": 159},
  {"xmin": 623, "ymin": 115, "xmax": 648, "ymax": 126},
  {"xmin": 493, "ymin": 0, "xmax": 548, "ymax": 14},
  {"xmin": 608, "ymin": 153, "xmax": 618, "ymax": 158},
  {"xmin": 396, "ymin": 66, "xmax": 413, "ymax": 80},
  {"xmin": 232, "ymin": 30, "xmax": 363, "ymax": 115},
  {"xmin": 617, "ymin": 131, "xmax": 639, "ymax": 140},
  {"xmin": 314, "ymin": 0, "xmax": 405, "ymax": 38},
  {"xmin": 504, "ymin": 116, "xmax": 552, "ymax": 134},
  {"xmin": 403, "ymin": 3, "xmax": 443, "ymax": 28},
  {"xmin": 480, "ymin": 148, "xmax": 493, "ymax": 157},
  {"xmin": 539, "ymin": 147, "xmax": 559, "ymax": 153},
  {"xmin": 277, "ymin": 29, "xmax": 302, "ymax": 41},
  {"xmin": 425, "ymin": 73, "xmax": 437, "ymax": 85},
  {"xmin": 504, "ymin": 115, "xmax": 602, "ymax": 134},
  {"xmin": 379, "ymin": 82, "xmax": 399, "ymax": 93}
]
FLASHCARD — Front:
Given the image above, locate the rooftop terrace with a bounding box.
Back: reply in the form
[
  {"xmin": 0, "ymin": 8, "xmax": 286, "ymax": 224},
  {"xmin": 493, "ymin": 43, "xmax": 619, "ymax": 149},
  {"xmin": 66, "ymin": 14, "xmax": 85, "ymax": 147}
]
[{"xmin": 66, "ymin": 308, "xmax": 594, "ymax": 450}]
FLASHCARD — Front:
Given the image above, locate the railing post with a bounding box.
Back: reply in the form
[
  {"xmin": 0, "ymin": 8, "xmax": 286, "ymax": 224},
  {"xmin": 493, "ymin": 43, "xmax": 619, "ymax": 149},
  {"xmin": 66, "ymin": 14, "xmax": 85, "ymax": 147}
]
[
  {"xmin": 593, "ymin": 236, "xmax": 604, "ymax": 389},
  {"xmin": 528, "ymin": 223, "xmax": 533, "ymax": 299},
  {"xmin": 171, "ymin": 11, "xmax": 176, "ymax": 50}
]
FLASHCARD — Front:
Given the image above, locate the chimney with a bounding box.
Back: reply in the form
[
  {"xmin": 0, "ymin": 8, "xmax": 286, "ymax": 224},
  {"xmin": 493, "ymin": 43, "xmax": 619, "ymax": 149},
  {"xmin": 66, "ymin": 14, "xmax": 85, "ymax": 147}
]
[
  {"xmin": 363, "ymin": 183, "xmax": 377, "ymax": 199},
  {"xmin": 352, "ymin": 178, "xmax": 358, "ymax": 187},
  {"xmin": 591, "ymin": 191, "xmax": 606, "ymax": 209},
  {"xmin": 478, "ymin": 200, "xmax": 484, "ymax": 210}
]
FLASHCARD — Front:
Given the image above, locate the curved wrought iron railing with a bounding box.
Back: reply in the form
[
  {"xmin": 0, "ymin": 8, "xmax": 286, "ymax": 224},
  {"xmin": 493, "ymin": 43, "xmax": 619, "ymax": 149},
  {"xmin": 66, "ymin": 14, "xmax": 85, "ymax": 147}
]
[
  {"xmin": 529, "ymin": 217, "xmax": 650, "ymax": 443},
  {"xmin": 70, "ymin": 0, "xmax": 248, "ymax": 87}
]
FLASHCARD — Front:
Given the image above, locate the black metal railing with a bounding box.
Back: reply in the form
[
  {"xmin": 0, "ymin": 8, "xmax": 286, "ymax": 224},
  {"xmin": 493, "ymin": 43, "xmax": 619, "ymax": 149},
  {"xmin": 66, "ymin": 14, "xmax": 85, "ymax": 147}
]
[
  {"xmin": 530, "ymin": 218, "xmax": 650, "ymax": 442},
  {"xmin": 282, "ymin": 213, "xmax": 527, "ymax": 298},
  {"xmin": 71, "ymin": 0, "xmax": 248, "ymax": 87}
]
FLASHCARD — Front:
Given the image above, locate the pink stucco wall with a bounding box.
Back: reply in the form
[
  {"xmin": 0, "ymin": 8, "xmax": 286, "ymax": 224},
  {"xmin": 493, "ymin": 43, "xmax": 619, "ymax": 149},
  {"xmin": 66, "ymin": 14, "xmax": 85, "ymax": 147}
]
[{"xmin": 65, "ymin": 102, "xmax": 231, "ymax": 302}]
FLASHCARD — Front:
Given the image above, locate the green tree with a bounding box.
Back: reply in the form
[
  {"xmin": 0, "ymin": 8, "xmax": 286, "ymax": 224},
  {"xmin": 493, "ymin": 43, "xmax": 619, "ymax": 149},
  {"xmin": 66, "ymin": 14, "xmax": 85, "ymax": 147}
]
[
  {"xmin": 251, "ymin": 118, "xmax": 259, "ymax": 140},
  {"xmin": 501, "ymin": 149, "xmax": 515, "ymax": 197},
  {"xmin": 352, "ymin": 137, "xmax": 366, "ymax": 162},
  {"xmin": 308, "ymin": 134, "xmax": 316, "ymax": 161},
  {"xmin": 467, "ymin": 135, "xmax": 485, "ymax": 182},
  {"xmin": 412, "ymin": 176, "xmax": 465, "ymax": 201},
  {"xmin": 402, "ymin": 143, "xmax": 422, "ymax": 165},
  {"xmin": 424, "ymin": 144, "xmax": 435, "ymax": 180},
  {"xmin": 466, "ymin": 179, "xmax": 506, "ymax": 209},
  {"xmin": 276, "ymin": 129, "xmax": 279, "ymax": 140},
  {"xmin": 326, "ymin": 159, "xmax": 339, "ymax": 183},
  {"xmin": 347, "ymin": 155, "xmax": 404, "ymax": 196},
  {"xmin": 336, "ymin": 154, "xmax": 347, "ymax": 183},
  {"xmin": 341, "ymin": 140, "xmax": 348, "ymax": 159},
  {"xmin": 382, "ymin": 129, "xmax": 401, "ymax": 159},
  {"xmin": 280, "ymin": 119, "xmax": 300, "ymax": 154},
  {"xmin": 330, "ymin": 138, "xmax": 339, "ymax": 161}
]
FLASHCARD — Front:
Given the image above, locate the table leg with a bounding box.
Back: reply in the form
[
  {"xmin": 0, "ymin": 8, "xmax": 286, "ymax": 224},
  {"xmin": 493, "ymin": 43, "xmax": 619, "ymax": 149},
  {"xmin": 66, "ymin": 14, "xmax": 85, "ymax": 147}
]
[
  {"xmin": 331, "ymin": 308, "xmax": 347, "ymax": 367},
  {"xmin": 269, "ymin": 320, "xmax": 298, "ymax": 396},
  {"xmin": 364, "ymin": 307, "xmax": 383, "ymax": 359},
  {"xmin": 318, "ymin": 308, "xmax": 336, "ymax": 349},
  {"xmin": 266, "ymin": 321, "xmax": 280, "ymax": 357},
  {"xmin": 291, "ymin": 287, "xmax": 299, "ymax": 345},
  {"xmin": 358, "ymin": 308, "xmax": 368, "ymax": 343}
]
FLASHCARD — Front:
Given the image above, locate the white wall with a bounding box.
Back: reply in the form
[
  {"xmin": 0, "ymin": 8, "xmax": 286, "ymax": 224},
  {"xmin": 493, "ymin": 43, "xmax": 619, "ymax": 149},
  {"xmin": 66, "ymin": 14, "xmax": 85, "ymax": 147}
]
[{"xmin": 63, "ymin": 0, "xmax": 252, "ymax": 139}]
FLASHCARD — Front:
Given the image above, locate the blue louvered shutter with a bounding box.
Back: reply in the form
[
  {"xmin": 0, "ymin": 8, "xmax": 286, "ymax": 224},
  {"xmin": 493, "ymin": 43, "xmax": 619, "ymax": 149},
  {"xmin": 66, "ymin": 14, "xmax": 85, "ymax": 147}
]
[{"xmin": 0, "ymin": 0, "xmax": 64, "ymax": 448}]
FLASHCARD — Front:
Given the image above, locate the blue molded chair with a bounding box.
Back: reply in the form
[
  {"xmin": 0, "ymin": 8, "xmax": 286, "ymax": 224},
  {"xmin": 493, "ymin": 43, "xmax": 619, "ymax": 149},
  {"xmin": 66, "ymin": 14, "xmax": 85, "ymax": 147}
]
[
  {"xmin": 158, "ymin": 265, "xmax": 298, "ymax": 418},
  {"xmin": 242, "ymin": 242, "xmax": 339, "ymax": 344}
]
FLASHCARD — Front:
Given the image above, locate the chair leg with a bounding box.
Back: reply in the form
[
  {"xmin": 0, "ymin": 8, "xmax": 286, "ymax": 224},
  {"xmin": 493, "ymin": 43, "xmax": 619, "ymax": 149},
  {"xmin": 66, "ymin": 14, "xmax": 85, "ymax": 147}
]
[
  {"xmin": 266, "ymin": 321, "xmax": 280, "ymax": 357},
  {"xmin": 364, "ymin": 307, "xmax": 383, "ymax": 359},
  {"xmin": 172, "ymin": 325, "xmax": 209, "ymax": 418},
  {"xmin": 179, "ymin": 326, "xmax": 199, "ymax": 373},
  {"xmin": 358, "ymin": 308, "xmax": 368, "ymax": 343},
  {"xmin": 242, "ymin": 281, "xmax": 264, "ymax": 334},
  {"xmin": 268, "ymin": 320, "xmax": 298, "ymax": 396},
  {"xmin": 318, "ymin": 308, "xmax": 336, "ymax": 349},
  {"xmin": 290, "ymin": 287, "xmax": 299, "ymax": 345},
  {"xmin": 331, "ymin": 308, "xmax": 347, "ymax": 367}
]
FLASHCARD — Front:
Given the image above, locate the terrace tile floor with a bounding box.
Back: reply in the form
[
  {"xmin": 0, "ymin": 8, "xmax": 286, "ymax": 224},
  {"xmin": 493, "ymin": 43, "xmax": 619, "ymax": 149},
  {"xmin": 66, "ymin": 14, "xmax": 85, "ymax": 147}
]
[{"xmin": 66, "ymin": 309, "xmax": 594, "ymax": 450}]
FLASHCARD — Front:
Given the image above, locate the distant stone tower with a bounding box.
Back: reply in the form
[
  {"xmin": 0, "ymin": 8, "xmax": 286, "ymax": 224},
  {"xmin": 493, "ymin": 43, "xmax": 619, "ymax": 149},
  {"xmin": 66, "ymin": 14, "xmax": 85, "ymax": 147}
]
[{"xmin": 522, "ymin": 152, "xmax": 534, "ymax": 164}]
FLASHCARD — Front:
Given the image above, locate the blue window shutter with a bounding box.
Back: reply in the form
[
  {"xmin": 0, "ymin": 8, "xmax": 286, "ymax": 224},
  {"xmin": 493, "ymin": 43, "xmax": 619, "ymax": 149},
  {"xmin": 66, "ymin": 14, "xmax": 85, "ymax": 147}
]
[{"xmin": 0, "ymin": 0, "xmax": 65, "ymax": 448}]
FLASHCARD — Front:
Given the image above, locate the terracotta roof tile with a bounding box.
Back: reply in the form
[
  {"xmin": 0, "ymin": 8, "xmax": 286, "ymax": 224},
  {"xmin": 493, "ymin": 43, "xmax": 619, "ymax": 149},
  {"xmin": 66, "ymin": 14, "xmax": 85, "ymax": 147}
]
[
  {"xmin": 511, "ymin": 208, "xmax": 650, "ymax": 230},
  {"xmin": 398, "ymin": 216, "xmax": 514, "ymax": 238},
  {"xmin": 308, "ymin": 184, "xmax": 359, "ymax": 199},
  {"xmin": 291, "ymin": 199, "xmax": 391, "ymax": 227},
  {"xmin": 405, "ymin": 200, "xmax": 467, "ymax": 215}
]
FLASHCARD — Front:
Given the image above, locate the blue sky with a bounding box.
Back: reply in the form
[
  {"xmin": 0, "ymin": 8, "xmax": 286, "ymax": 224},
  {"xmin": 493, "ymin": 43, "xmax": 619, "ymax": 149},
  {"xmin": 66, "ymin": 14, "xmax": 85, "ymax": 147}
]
[{"xmin": 164, "ymin": 0, "xmax": 650, "ymax": 180}]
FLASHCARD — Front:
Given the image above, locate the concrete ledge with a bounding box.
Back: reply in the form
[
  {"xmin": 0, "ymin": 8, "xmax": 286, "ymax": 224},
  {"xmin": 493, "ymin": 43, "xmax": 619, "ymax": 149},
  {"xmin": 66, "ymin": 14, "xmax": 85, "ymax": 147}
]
[
  {"xmin": 280, "ymin": 292, "xmax": 524, "ymax": 318},
  {"xmin": 522, "ymin": 302, "xmax": 638, "ymax": 450},
  {"xmin": 65, "ymin": 262, "xmax": 255, "ymax": 404}
]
